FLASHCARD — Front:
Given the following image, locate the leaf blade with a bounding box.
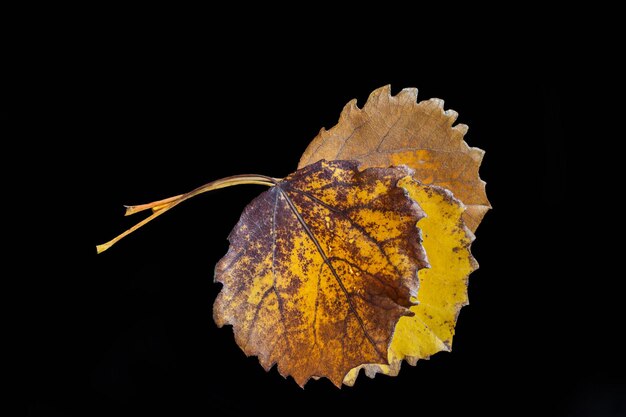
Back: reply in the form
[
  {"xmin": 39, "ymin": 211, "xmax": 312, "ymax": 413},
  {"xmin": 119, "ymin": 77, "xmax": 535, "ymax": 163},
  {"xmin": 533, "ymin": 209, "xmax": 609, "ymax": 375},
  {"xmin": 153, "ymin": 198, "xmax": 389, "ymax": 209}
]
[{"xmin": 213, "ymin": 160, "xmax": 428, "ymax": 387}]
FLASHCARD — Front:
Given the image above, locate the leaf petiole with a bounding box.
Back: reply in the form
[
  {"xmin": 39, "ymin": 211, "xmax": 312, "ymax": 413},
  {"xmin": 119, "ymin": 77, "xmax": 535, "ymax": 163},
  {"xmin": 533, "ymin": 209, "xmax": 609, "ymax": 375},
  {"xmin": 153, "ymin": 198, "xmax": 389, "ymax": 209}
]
[{"xmin": 97, "ymin": 174, "xmax": 278, "ymax": 254}]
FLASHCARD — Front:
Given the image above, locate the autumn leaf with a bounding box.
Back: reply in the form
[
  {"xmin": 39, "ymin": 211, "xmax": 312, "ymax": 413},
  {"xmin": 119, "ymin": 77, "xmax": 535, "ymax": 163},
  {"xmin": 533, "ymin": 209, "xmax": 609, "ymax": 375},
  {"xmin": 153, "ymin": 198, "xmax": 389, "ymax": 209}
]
[
  {"xmin": 343, "ymin": 179, "xmax": 477, "ymax": 385},
  {"xmin": 298, "ymin": 85, "xmax": 490, "ymax": 232},
  {"xmin": 213, "ymin": 160, "xmax": 428, "ymax": 387},
  {"xmin": 96, "ymin": 85, "xmax": 488, "ymax": 389}
]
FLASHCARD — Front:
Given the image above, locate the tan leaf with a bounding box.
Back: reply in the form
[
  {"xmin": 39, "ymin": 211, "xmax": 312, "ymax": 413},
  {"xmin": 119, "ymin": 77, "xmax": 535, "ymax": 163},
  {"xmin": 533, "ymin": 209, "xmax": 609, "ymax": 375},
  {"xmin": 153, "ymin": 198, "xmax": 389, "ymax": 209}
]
[{"xmin": 298, "ymin": 85, "xmax": 490, "ymax": 232}]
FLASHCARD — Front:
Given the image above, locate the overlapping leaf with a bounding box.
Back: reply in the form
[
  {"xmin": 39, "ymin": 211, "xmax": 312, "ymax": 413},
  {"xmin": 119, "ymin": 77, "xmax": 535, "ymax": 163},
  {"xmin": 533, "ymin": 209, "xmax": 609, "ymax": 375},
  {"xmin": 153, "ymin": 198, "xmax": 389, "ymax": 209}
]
[{"xmin": 298, "ymin": 85, "xmax": 490, "ymax": 232}]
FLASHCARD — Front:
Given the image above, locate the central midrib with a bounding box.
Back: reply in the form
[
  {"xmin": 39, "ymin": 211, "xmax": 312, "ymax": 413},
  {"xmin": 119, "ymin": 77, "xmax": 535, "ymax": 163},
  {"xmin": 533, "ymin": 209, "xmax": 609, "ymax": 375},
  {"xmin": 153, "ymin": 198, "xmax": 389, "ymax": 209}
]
[{"xmin": 275, "ymin": 184, "xmax": 385, "ymax": 361}]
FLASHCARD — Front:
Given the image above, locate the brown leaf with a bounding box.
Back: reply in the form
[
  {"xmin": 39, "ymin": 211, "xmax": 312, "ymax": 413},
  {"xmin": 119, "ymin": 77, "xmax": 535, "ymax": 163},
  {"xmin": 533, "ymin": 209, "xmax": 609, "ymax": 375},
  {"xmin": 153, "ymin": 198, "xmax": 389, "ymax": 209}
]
[
  {"xmin": 213, "ymin": 160, "xmax": 428, "ymax": 387},
  {"xmin": 298, "ymin": 85, "xmax": 490, "ymax": 232}
]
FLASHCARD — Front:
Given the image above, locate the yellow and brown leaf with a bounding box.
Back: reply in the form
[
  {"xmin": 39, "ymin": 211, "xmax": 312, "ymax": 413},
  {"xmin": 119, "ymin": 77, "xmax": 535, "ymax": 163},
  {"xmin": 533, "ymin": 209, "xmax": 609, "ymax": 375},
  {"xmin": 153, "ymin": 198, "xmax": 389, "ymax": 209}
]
[{"xmin": 213, "ymin": 160, "xmax": 429, "ymax": 387}]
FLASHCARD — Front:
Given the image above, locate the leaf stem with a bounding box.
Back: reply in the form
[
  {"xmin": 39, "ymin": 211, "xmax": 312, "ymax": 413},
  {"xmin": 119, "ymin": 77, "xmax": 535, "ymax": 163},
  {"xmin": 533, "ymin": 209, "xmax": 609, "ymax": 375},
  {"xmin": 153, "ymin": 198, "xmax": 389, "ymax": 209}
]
[{"xmin": 97, "ymin": 174, "xmax": 279, "ymax": 254}]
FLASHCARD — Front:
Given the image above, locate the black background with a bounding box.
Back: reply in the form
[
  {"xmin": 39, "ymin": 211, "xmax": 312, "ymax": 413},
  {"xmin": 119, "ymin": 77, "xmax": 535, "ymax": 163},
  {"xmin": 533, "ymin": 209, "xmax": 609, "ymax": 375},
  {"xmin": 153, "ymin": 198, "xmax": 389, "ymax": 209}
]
[{"xmin": 22, "ymin": 28, "xmax": 623, "ymax": 416}]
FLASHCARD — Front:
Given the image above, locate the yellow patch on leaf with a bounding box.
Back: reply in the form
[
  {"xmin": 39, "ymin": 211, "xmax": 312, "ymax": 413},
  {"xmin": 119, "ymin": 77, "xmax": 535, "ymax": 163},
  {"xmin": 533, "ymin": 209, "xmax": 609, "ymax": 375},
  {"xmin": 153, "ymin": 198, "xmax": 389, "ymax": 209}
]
[{"xmin": 343, "ymin": 178, "xmax": 477, "ymax": 386}]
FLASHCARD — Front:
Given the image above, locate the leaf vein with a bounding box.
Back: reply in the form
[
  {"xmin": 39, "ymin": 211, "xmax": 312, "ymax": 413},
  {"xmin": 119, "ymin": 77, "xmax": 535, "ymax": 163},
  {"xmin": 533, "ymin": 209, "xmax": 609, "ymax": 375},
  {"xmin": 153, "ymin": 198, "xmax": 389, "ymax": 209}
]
[{"xmin": 276, "ymin": 185, "xmax": 385, "ymax": 361}]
